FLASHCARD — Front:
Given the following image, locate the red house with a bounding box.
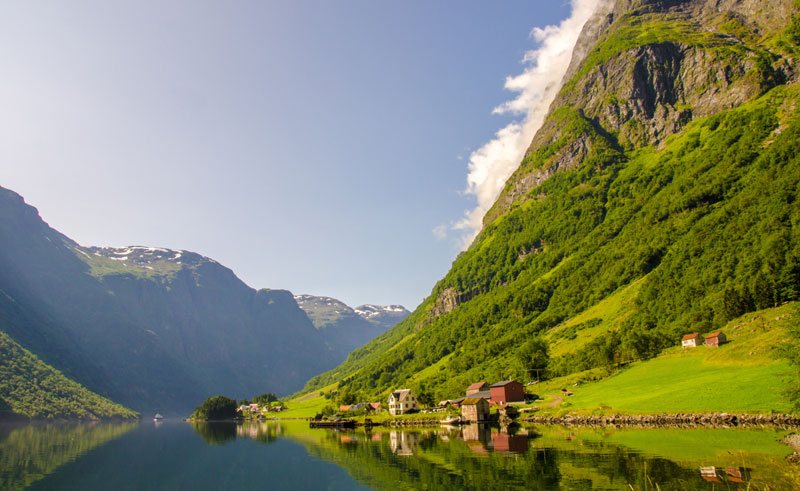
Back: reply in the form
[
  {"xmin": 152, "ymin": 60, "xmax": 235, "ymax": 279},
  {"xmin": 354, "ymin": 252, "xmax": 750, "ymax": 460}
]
[
  {"xmin": 489, "ymin": 381, "xmax": 524, "ymax": 404},
  {"xmin": 705, "ymin": 332, "xmax": 727, "ymax": 347}
]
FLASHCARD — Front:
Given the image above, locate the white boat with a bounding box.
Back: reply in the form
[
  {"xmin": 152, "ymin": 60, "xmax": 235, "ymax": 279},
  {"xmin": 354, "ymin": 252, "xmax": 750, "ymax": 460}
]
[{"xmin": 154, "ymin": 413, "xmax": 164, "ymax": 421}]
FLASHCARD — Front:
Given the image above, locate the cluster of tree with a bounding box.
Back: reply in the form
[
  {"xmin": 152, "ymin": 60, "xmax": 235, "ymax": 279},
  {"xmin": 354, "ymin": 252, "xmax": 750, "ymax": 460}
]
[
  {"xmin": 239, "ymin": 393, "xmax": 278, "ymax": 406},
  {"xmin": 191, "ymin": 396, "xmax": 237, "ymax": 420}
]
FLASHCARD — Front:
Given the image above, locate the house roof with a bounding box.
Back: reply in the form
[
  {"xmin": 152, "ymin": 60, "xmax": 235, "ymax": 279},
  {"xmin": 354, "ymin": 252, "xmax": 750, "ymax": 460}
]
[
  {"xmin": 706, "ymin": 331, "xmax": 723, "ymax": 338},
  {"xmin": 462, "ymin": 397, "xmax": 488, "ymax": 406},
  {"xmin": 490, "ymin": 380, "xmax": 519, "ymax": 388},
  {"xmin": 390, "ymin": 389, "xmax": 413, "ymax": 401},
  {"xmin": 471, "ymin": 390, "xmax": 492, "ymax": 399},
  {"xmin": 369, "ymin": 403, "xmax": 382, "ymax": 410},
  {"xmin": 682, "ymin": 332, "xmax": 700, "ymax": 340},
  {"xmin": 466, "ymin": 382, "xmax": 488, "ymax": 390},
  {"xmin": 339, "ymin": 405, "xmax": 352, "ymax": 411}
]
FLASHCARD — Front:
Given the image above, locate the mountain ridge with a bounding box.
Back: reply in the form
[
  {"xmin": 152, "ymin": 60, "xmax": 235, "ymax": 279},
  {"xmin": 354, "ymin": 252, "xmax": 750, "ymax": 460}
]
[{"xmin": 298, "ymin": 0, "xmax": 800, "ymax": 405}]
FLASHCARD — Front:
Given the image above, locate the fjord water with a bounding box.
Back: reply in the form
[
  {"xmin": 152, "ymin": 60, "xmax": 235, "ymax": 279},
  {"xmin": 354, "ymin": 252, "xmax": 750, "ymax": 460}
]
[{"xmin": 2, "ymin": 421, "xmax": 798, "ymax": 490}]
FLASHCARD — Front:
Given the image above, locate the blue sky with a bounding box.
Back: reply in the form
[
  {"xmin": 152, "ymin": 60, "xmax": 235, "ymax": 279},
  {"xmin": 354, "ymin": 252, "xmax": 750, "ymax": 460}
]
[{"xmin": 0, "ymin": 1, "xmax": 581, "ymax": 309}]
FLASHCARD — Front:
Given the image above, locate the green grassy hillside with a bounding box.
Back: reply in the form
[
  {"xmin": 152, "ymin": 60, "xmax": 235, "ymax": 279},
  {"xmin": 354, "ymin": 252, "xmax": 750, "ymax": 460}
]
[
  {"xmin": 0, "ymin": 330, "xmax": 137, "ymax": 419},
  {"xmin": 298, "ymin": 1, "xmax": 800, "ymax": 409},
  {"xmin": 535, "ymin": 304, "xmax": 797, "ymax": 415}
]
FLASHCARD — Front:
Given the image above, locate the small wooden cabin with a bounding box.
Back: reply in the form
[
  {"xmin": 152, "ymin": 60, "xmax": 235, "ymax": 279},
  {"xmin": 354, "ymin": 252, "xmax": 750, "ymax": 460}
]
[
  {"xmin": 681, "ymin": 332, "xmax": 702, "ymax": 348},
  {"xmin": 705, "ymin": 332, "xmax": 727, "ymax": 347}
]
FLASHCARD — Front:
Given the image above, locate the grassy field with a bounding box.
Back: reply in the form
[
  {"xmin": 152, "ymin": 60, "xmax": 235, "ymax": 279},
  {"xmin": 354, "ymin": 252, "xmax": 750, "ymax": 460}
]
[{"xmin": 534, "ymin": 304, "xmax": 798, "ymax": 415}]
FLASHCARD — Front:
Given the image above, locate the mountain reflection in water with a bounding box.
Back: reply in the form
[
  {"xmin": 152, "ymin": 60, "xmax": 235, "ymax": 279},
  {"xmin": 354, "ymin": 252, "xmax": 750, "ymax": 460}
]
[
  {"xmin": 197, "ymin": 421, "xmax": 798, "ymax": 490},
  {"xmin": 2, "ymin": 421, "xmax": 796, "ymax": 490}
]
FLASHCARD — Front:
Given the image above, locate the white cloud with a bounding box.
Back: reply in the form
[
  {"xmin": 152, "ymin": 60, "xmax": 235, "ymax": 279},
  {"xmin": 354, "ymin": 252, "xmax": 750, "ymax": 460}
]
[
  {"xmin": 432, "ymin": 224, "xmax": 448, "ymax": 241},
  {"xmin": 453, "ymin": 0, "xmax": 603, "ymax": 248}
]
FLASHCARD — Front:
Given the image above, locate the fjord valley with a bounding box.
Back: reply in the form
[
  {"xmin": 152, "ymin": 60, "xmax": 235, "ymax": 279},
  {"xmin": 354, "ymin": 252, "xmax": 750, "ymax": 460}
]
[
  {"xmin": 0, "ymin": 185, "xmax": 408, "ymax": 418},
  {"xmin": 298, "ymin": 0, "xmax": 800, "ymax": 417}
]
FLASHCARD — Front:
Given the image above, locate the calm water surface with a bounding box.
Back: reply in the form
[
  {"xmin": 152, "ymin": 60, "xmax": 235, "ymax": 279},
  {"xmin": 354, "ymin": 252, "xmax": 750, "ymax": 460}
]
[{"xmin": 1, "ymin": 420, "xmax": 798, "ymax": 490}]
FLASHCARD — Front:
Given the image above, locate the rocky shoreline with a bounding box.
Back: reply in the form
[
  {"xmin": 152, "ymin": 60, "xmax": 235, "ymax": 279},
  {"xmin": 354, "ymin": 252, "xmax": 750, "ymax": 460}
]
[{"xmin": 522, "ymin": 412, "xmax": 800, "ymax": 428}]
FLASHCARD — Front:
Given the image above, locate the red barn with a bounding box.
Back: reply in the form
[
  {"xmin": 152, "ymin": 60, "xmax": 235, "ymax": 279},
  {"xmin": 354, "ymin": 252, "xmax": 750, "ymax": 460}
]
[
  {"xmin": 489, "ymin": 381, "xmax": 524, "ymax": 404},
  {"xmin": 705, "ymin": 332, "xmax": 727, "ymax": 347}
]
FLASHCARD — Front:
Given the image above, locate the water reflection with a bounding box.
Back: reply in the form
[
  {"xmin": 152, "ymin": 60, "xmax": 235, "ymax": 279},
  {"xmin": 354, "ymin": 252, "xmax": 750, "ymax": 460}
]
[
  {"xmin": 0, "ymin": 421, "xmax": 136, "ymax": 490},
  {"xmin": 190, "ymin": 422, "xmax": 237, "ymax": 445},
  {"xmin": 290, "ymin": 423, "xmax": 799, "ymax": 490},
  {"xmin": 184, "ymin": 421, "xmax": 800, "ymax": 490}
]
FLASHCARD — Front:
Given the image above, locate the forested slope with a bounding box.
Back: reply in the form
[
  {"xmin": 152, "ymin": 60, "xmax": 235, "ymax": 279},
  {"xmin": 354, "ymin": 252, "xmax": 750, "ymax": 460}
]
[{"xmin": 300, "ymin": 0, "xmax": 800, "ymax": 403}]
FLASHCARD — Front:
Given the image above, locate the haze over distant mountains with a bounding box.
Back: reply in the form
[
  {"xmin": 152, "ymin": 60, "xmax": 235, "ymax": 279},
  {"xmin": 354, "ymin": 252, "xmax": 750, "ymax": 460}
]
[
  {"xmin": 294, "ymin": 295, "xmax": 408, "ymax": 356},
  {"xmin": 0, "ymin": 185, "xmax": 407, "ymax": 416}
]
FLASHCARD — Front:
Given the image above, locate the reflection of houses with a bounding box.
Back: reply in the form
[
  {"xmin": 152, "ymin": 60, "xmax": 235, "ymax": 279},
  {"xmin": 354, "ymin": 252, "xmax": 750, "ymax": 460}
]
[
  {"xmin": 699, "ymin": 466, "xmax": 750, "ymax": 484},
  {"xmin": 389, "ymin": 430, "xmax": 418, "ymax": 456},
  {"xmin": 461, "ymin": 397, "xmax": 490, "ymax": 422},
  {"xmin": 700, "ymin": 466, "xmax": 720, "ymax": 482},
  {"xmin": 492, "ymin": 432, "xmax": 528, "ymax": 454},
  {"xmin": 705, "ymin": 332, "xmax": 727, "ymax": 347},
  {"xmin": 388, "ymin": 389, "xmax": 418, "ymax": 415},
  {"xmin": 725, "ymin": 467, "xmax": 749, "ymax": 483},
  {"xmin": 490, "ymin": 381, "xmax": 525, "ymax": 404},
  {"xmin": 682, "ymin": 332, "xmax": 702, "ymax": 348},
  {"xmin": 462, "ymin": 423, "xmax": 492, "ymax": 454}
]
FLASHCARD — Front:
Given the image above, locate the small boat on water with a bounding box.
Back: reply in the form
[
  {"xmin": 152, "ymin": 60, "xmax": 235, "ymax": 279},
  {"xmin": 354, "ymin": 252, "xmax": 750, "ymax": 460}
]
[
  {"xmin": 440, "ymin": 416, "xmax": 464, "ymax": 426},
  {"xmin": 154, "ymin": 413, "xmax": 164, "ymax": 422}
]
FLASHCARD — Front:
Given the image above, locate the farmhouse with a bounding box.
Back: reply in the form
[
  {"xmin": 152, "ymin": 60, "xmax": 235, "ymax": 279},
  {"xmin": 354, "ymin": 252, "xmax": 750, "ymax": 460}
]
[
  {"xmin": 460, "ymin": 397, "xmax": 490, "ymax": 422},
  {"xmin": 388, "ymin": 389, "xmax": 418, "ymax": 415},
  {"xmin": 705, "ymin": 332, "xmax": 727, "ymax": 347},
  {"xmin": 681, "ymin": 332, "xmax": 702, "ymax": 348},
  {"xmin": 466, "ymin": 382, "xmax": 489, "ymax": 395},
  {"xmin": 490, "ymin": 381, "xmax": 525, "ymax": 404}
]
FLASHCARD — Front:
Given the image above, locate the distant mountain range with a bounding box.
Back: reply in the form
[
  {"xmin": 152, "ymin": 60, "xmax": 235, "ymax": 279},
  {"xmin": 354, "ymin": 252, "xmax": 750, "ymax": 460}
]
[
  {"xmin": 0, "ymin": 185, "xmax": 407, "ymax": 416},
  {"xmin": 294, "ymin": 295, "xmax": 408, "ymax": 355}
]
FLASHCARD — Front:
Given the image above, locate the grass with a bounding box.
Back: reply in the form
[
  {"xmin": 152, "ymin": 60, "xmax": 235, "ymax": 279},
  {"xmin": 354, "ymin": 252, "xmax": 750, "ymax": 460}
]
[
  {"xmin": 557, "ymin": 355, "xmax": 792, "ymax": 414},
  {"xmin": 536, "ymin": 304, "xmax": 798, "ymax": 415},
  {"xmin": 547, "ymin": 277, "xmax": 645, "ymax": 357}
]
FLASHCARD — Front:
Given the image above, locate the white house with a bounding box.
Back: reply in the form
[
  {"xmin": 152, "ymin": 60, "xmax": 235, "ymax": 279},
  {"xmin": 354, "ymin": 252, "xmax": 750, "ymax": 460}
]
[
  {"xmin": 681, "ymin": 332, "xmax": 702, "ymax": 348},
  {"xmin": 388, "ymin": 389, "xmax": 418, "ymax": 415}
]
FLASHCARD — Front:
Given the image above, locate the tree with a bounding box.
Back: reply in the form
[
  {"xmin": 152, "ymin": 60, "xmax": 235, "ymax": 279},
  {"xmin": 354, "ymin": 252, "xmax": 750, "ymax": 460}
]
[
  {"xmin": 251, "ymin": 393, "xmax": 278, "ymax": 405},
  {"xmin": 192, "ymin": 395, "xmax": 237, "ymax": 420},
  {"xmin": 515, "ymin": 337, "xmax": 550, "ymax": 381}
]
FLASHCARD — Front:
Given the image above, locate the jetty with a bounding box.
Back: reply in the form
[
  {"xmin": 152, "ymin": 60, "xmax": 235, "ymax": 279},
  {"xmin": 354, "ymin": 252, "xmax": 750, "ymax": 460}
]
[{"xmin": 309, "ymin": 419, "xmax": 356, "ymax": 429}]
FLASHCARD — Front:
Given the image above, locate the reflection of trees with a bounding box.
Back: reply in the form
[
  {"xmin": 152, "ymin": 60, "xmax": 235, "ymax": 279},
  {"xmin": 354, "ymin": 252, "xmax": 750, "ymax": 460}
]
[
  {"xmin": 0, "ymin": 421, "xmax": 136, "ymax": 490},
  {"xmin": 276, "ymin": 423, "xmax": 800, "ymax": 490},
  {"xmin": 190, "ymin": 422, "xmax": 236, "ymax": 445}
]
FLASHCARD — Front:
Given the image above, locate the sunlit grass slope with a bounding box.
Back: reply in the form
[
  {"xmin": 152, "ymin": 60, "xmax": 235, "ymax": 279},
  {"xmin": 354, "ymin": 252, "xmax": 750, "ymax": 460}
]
[{"xmin": 537, "ymin": 303, "xmax": 797, "ymax": 415}]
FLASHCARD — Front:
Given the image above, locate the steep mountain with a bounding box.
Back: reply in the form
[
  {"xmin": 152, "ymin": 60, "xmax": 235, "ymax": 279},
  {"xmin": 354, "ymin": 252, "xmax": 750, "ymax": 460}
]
[
  {"xmin": 294, "ymin": 295, "xmax": 408, "ymax": 355},
  {"xmin": 300, "ymin": 0, "xmax": 800, "ymax": 402},
  {"xmin": 0, "ymin": 186, "xmax": 339, "ymax": 414},
  {"xmin": 0, "ymin": 330, "xmax": 137, "ymax": 420}
]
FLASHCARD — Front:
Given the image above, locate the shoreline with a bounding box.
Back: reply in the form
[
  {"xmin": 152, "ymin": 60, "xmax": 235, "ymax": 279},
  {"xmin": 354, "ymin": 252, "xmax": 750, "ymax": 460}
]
[{"xmin": 521, "ymin": 412, "xmax": 800, "ymax": 428}]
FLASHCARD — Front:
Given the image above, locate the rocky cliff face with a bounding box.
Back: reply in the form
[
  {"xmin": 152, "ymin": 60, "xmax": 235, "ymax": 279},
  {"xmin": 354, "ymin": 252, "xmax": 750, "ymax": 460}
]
[
  {"xmin": 299, "ymin": 0, "xmax": 800, "ymax": 401},
  {"xmin": 486, "ymin": 0, "xmax": 797, "ymax": 225}
]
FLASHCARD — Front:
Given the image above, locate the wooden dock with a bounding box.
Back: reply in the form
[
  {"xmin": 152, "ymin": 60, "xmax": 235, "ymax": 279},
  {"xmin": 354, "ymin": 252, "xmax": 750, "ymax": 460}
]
[{"xmin": 309, "ymin": 419, "xmax": 356, "ymax": 428}]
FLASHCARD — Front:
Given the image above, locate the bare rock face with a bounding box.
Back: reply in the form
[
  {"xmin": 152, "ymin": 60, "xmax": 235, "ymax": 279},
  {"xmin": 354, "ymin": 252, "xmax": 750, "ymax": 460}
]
[{"xmin": 486, "ymin": 0, "xmax": 797, "ymax": 226}]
